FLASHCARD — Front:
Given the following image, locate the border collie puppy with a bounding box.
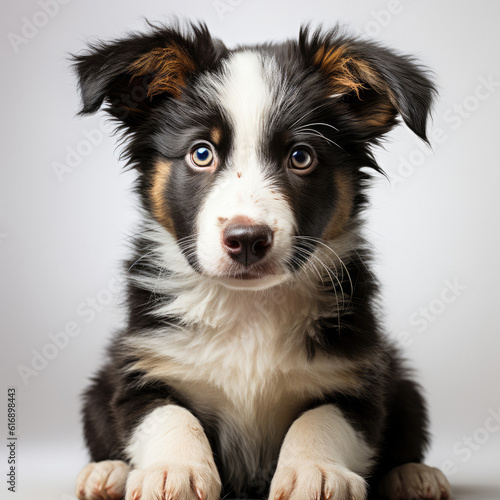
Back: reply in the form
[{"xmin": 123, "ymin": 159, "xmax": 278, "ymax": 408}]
[{"xmin": 72, "ymin": 22, "xmax": 451, "ymax": 500}]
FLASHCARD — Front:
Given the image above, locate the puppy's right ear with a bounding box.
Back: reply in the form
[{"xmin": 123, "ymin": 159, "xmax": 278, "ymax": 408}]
[{"xmin": 72, "ymin": 23, "xmax": 225, "ymax": 126}]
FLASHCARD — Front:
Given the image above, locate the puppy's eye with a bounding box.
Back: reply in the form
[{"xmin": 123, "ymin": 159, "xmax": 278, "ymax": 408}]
[
  {"xmin": 189, "ymin": 143, "xmax": 216, "ymax": 169},
  {"xmin": 192, "ymin": 146, "xmax": 213, "ymax": 166},
  {"xmin": 289, "ymin": 147, "xmax": 315, "ymax": 173}
]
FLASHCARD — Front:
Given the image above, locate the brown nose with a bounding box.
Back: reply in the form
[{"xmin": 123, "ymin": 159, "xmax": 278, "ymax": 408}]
[{"xmin": 223, "ymin": 223, "xmax": 273, "ymax": 266}]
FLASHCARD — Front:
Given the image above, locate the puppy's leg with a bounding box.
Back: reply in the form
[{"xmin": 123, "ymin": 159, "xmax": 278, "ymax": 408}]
[
  {"xmin": 269, "ymin": 404, "xmax": 374, "ymax": 500},
  {"xmin": 124, "ymin": 404, "xmax": 221, "ymax": 500},
  {"xmin": 375, "ymin": 378, "xmax": 451, "ymax": 499},
  {"xmin": 76, "ymin": 460, "xmax": 130, "ymax": 500}
]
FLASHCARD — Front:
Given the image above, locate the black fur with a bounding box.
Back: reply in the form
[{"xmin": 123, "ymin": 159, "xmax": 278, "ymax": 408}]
[{"xmin": 73, "ymin": 22, "xmax": 437, "ymax": 500}]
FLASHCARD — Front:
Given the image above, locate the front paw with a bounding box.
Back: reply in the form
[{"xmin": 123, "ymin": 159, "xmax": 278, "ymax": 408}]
[
  {"xmin": 76, "ymin": 460, "xmax": 130, "ymax": 500},
  {"xmin": 378, "ymin": 463, "xmax": 451, "ymax": 500},
  {"xmin": 269, "ymin": 462, "xmax": 367, "ymax": 500},
  {"xmin": 125, "ymin": 463, "xmax": 221, "ymax": 500}
]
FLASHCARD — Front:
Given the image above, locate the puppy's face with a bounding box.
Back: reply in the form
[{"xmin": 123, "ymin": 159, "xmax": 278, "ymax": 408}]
[
  {"xmin": 73, "ymin": 25, "xmax": 434, "ymax": 289},
  {"xmin": 148, "ymin": 50, "xmax": 356, "ymax": 288}
]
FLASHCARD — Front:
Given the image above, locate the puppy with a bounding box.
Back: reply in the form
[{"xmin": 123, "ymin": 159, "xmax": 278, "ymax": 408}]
[{"xmin": 72, "ymin": 22, "xmax": 451, "ymax": 500}]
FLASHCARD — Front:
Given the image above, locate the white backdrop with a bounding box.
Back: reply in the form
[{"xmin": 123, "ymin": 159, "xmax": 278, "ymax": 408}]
[{"xmin": 1, "ymin": 1, "xmax": 499, "ymax": 498}]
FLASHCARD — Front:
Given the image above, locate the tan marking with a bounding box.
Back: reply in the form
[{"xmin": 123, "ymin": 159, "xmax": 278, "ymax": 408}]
[
  {"xmin": 322, "ymin": 169, "xmax": 355, "ymax": 241},
  {"xmin": 129, "ymin": 45, "xmax": 196, "ymax": 99},
  {"xmin": 210, "ymin": 128, "xmax": 222, "ymax": 146},
  {"xmin": 314, "ymin": 44, "xmax": 397, "ymax": 128},
  {"xmin": 314, "ymin": 46, "xmax": 361, "ymax": 96},
  {"xmin": 362, "ymin": 99, "xmax": 397, "ymax": 129},
  {"xmin": 314, "ymin": 45, "xmax": 387, "ymax": 96},
  {"xmin": 150, "ymin": 159, "xmax": 176, "ymax": 236}
]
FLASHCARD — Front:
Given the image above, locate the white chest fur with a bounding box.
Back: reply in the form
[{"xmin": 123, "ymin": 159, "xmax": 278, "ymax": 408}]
[{"xmin": 125, "ymin": 274, "xmax": 362, "ymax": 487}]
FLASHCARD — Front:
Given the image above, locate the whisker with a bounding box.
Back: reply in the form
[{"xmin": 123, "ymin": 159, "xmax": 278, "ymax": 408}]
[
  {"xmin": 293, "ymin": 236, "xmax": 354, "ymax": 306},
  {"xmin": 126, "ymin": 249, "xmax": 159, "ymax": 274},
  {"xmin": 293, "ymin": 247, "xmax": 344, "ymax": 328},
  {"xmin": 289, "ymin": 102, "xmax": 337, "ymax": 130},
  {"xmin": 296, "ymin": 122, "xmax": 339, "ymax": 132},
  {"xmin": 297, "ymin": 128, "xmax": 345, "ymax": 152}
]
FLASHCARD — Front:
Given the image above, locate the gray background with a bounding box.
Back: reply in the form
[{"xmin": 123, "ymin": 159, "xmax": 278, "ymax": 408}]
[{"xmin": 1, "ymin": 0, "xmax": 499, "ymax": 498}]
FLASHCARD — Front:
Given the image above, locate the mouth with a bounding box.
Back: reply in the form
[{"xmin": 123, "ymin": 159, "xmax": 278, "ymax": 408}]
[
  {"xmin": 216, "ymin": 271, "xmax": 290, "ymax": 290},
  {"xmin": 230, "ymin": 271, "xmax": 265, "ymax": 280},
  {"xmin": 211, "ymin": 260, "xmax": 290, "ymax": 290},
  {"xmin": 219, "ymin": 261, "xmax": 278, "ymax": 280}
]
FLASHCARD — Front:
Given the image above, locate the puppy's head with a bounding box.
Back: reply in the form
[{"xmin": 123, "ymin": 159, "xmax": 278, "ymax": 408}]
[{"xmin": 73, "ymin": 23, "xmax": 435, "ymax": 289}]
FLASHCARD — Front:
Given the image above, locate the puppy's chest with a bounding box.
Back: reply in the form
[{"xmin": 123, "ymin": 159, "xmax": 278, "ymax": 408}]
[
  {"xmin": 132, "ymin": 318, "xmax": 362, "ymax": 440},
  {"xmin": 169, "ymin": 323, "xmax": 318, "ymax": 413}
]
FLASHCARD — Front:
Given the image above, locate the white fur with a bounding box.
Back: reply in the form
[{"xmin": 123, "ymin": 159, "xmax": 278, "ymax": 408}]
[
  {"xmin": 274, "ymin": 404, "xmax": 374, "ymax": 474},
  {"xmin": 269, "ymin": 404, "xmax": 373, "ymax": 500},
  {"xmin": 127, "ymin": 219, "xmax": 364, "ymax": 490},
  {"xmin": 195, "ymin": 51, "xmax": 295, "ymax": 286},
  {"xmin": 126, "ymin": 405, "xmax": 215, "ymax": 469},
  {"xmin": 76, "ymin": 460, "xmax": 130, "ymax": 500},
  {"xmin": 125, "ymin": 405, "xmax": 221, "ymax": 500},
  {"xmin": 124, "ymin": 53, "xmax": 366, "ymax": 488}
]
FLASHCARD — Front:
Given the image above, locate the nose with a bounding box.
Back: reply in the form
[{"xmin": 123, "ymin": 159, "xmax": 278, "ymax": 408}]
[{"xmin": 223, "ymin": 223, "xmax": 273, "ymax": 266}]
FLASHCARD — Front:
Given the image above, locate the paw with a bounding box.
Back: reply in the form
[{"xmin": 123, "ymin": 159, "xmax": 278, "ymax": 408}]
[
  {"xmin": 76, "ymin": 460, "xmax": 130, "ymax": 500},
  {"xmin": 378, "ymin": 463, "xmax": 452, "ymax": 500},
  {"xmin": 125, "ymin": 463, "xmax": 221, "ymax": 500},
  {"xmin": 269, "ymin": 463, "xmax": 367, "ymax": 500}
]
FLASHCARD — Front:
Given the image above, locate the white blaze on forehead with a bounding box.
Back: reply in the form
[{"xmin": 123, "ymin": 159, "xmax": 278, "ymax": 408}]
[
  {"xmin": 217, "ymin": 50, "xmax": 274, "ymax": 150},
  {"xmin": 196, "ymin": 51, "xmax": 295, "ymax": 281}
]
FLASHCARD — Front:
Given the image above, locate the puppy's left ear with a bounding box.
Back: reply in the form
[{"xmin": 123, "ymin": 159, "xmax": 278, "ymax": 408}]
[{"xmin": 301, "ymin": 27, "xmax": 437, "ymax": 142}]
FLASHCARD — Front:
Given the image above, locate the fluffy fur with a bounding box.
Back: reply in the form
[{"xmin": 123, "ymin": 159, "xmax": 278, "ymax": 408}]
[{"xmin": 72, "ymin": 22, "xmax": 451, "ymax": 500}]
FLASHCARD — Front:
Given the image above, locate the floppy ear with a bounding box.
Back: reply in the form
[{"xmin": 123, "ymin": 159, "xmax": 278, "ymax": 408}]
[
  {"xmin": 72, "ymin": 22, "xmax": 226, "ymax": 126},
  {"xmin": 300, "ymin": 26, "xmax": 437, "ymax": 142}
]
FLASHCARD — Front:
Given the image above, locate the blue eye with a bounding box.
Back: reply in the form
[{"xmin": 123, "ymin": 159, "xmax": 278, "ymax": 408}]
[
  {"xmin": 290, "ymin": 147, "xmax": 314, "ymax": 170},
  {"xmin": 195, "ymin": 147, "xmax": 210, "ymax": 162},
  {"xmin": 190, "ymin": 144, "xmax": 214, "ymax": 167}
]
